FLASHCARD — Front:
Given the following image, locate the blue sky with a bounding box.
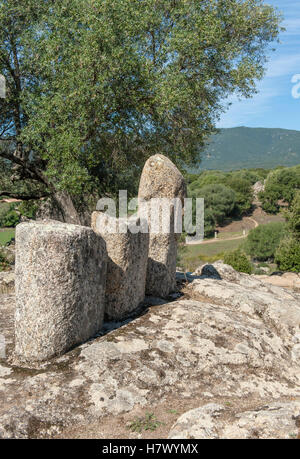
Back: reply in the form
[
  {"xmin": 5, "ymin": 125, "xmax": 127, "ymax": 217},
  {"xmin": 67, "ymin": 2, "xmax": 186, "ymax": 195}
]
[{"xmin": 217, "ymin": 0, "xmax": 300, "ymax": 131}]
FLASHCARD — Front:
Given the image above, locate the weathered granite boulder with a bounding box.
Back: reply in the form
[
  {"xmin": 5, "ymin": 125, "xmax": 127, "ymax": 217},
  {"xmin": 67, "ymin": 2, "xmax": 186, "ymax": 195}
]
[
  {"xmin": 252, "ymin": 180, "xmax": 265, "ymax": 198},
  {"xmin": 253, "ymin": 272, "xmax": 300, "ymax": 291},
  {"xmin": 14, "ymin": 221, "xmax": 107, "ymax": 363},
  {"xmin": 193, "ymin": 261, "xmax": 241, "ymax": 282},
  {"xmin": 91, "ymin": 212, "xmax": 149, "ymax": 320},
  {"xmin": 138, "ymin": 154, "xmax": 187, "ymax": 297},
  {"xmin": 169, "ymin": 402, "xmax": 300, "ymax": 439},
  {"xmin": 1, "ymin": 263, "xmax": 300, "ymax": 439},
  {"xmin": 0, "ymin": 272, "xmax": 15, "ymax": 295}
]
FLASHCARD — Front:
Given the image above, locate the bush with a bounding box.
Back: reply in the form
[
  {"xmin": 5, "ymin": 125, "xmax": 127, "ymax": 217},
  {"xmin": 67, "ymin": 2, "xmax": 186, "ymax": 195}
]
[
  {"xmin": 0, "ymin": 248, "xmax": 9, "ymax": 271},
  {"xmin": 224, "ymin": 176, "xmax": 253, "ymax": 215},
  {"xmin": 18, "ymin": 200, "xmax": 39, "ymax": 220},
  {"xmin": 0, "ymin": 204, "xmax": 20, "ymax": 228},
  {"xmin": 190, "ymin": 183, "xmax": 236, "ymax": 226},
  {"xmin": 260, "ymin": 167, "xmax": 300, "ymax": 214},
  {"xmin": 223, "ymin": 249, "xmax": 253, "ymax": 274},
  {"xmin": 275, "ymin": 237, "xmax": 300, "ymax": 272},
  {"xmin": 244, "ymin": 222, "xmax": 286, "ymax": 261},
  {"xmin": 285, "ymin": 190, "xmax": 300, "ymax": 237}
]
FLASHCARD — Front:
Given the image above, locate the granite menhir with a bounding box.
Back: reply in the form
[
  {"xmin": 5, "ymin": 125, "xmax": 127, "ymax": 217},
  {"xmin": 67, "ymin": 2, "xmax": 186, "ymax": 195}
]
[
  {"xmin": 14, "ymin": 221, "xmax": 107, "ymax": 363},
  {"xmin": 138, "ymin": 154, "xmax": 187, "ymax": 298},
  {"xmin": 91, "ymin": 212, "xmax": 149, "ymax": 321}
]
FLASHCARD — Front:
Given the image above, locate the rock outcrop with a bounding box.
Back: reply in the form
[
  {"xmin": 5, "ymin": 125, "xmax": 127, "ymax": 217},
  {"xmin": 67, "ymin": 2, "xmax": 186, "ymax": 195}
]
[
  {"xmin": 254, "ymin": 272, "xmax": 300, "ymax": 291},
  {"xmin": 0, "ymin": 272, "xmax": 15, "ymax": 295},
  {"xmin": 252, "ymin": 181, "xmax": 265, "ymax": 199},
  {"xmin": 14, "ymin": 221, "xmax": 107, "ymax": 363},
  {"xmin": 91, "ymin": 212, "xmax": 149, "ymax": 320},
  {"xmin": 138, "ymin": 154, "xmax": 187, "ymax": 297},
  {"xmin": 169, "ymin": 402, "xmax": 300, "ymax": 439},
  {"xmin": 1, "ymin": 263, "xmax": 299, "ymax": 438}
]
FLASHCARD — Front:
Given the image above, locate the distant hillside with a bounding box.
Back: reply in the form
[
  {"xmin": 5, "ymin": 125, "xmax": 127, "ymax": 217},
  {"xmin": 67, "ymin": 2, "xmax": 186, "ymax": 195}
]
[{"xmin": 196, "ymin": 127, "xmax": 300, "ymax": 171}]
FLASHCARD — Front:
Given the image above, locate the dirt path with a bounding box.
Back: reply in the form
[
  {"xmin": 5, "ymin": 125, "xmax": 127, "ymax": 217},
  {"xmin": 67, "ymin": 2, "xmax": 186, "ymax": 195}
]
[{"xmin": 186, "ymin": 216, "xmax": 258, "ymax": 246}]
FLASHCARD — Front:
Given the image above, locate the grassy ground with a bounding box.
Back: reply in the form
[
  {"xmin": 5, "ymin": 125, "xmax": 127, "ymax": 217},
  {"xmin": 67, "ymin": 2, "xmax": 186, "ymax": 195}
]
[
  {"xmin": 178, "ymin": 238, "xmax": 244, "ymax": 272},
  {"xmin": 178, "ymin": 206, "xmax": 285, "ymax": 272},
  {"xmin": 0, "ymin": 229, "xmax": 15, "ymax": 246},
  {"xmin": 213, "ymin": 230, "xmax": 243, "ymax": 240}
]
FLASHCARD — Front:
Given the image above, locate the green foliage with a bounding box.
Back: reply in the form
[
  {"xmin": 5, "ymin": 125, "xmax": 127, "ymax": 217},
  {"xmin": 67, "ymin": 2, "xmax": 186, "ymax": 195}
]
[
  {"xmin": 0, "ymin": 248, "xmax": 9, "ymax": 271},
  {"xmin": 224, "ymin": 175, "xmax": 253, "ymax": 214},
  {"xmin": 223, "ymin": 249, "xmax": 252, "ymax": 274},
  {"xmin": 188, "ymin": 168, "xmax": 260, "ymax": 236},
  {"xmin": 0, "ymin": 0, "xmax": 282, "ymax": 204},
  {"xmin": 285, "ymin": 191, "xmax": 300, "ymax": 238},
  {"xmin": 189, "ymin": 171, "xmax": 227, "ymax": 192},
  {"xmin": 190, "ymin": 183, "xmax": 236, "ymax": 236},
  {"xmin": 0, "ymin": 203, "xmax": 10, "ymax": 224},
  {"xmin": 275, "ymin": 237, "xmax": 300, "ymax": 273},
  {"xmin": 0, "ymin": 203, "xmax": 20, "ymax": 228},
  {"xmin": 244, "ymin": 222, "xmax": 286, "ymax": 261},
  {"xmin": 127, "ymin": 412, "xmax": 164, "ymax": 433},
  {"xmin": 18, "ymin": 200, "xmax": 39, "ymax": 220},
  {"xmin": 260, "ymin": 166, "xmax": 300, "ymax": 214},
  {"xmin": 0, "ymin": 200, "xmax": 38, "ymax": 228},
  {"xmin": 274, "ymin": 192, "xmax": 300, "ymax": 272}
]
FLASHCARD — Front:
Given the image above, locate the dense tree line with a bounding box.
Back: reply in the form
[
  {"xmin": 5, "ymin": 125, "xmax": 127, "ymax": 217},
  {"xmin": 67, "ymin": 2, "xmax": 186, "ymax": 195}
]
[
  {"xmin": 187, "ymin": 168, "xmax": 265, "ymax": 236},
  {"xmin": 259, "ymin": 165, "xmax": 300, "ymax": 213}
]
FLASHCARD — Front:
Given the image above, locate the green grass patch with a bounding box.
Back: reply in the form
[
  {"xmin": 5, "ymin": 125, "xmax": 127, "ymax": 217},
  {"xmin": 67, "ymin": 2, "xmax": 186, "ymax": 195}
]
[
  {"xmin": 178, "ymin": 238, "xmax": 244, "ymax": 272},
  {"xmin": 0, "ymin": 229, "xmax": 15, "ymax": 246},
  {"xmin": 186, "ymin": 238, "xmax": 244, "ymax": 257}
]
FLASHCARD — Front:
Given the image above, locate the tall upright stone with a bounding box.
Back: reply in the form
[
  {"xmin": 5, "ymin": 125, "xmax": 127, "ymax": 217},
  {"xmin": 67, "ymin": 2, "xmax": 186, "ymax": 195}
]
[
  {"xmin": 15, "ymin": 221, "xmax": 107, "ymax": 363},
  {"xmin": 91, "ymin": 212, "xmax": 149, "ymax": 320},
  {"xmin": 138, "ymin": 154, "xmax": 187, "ymax": 297}
]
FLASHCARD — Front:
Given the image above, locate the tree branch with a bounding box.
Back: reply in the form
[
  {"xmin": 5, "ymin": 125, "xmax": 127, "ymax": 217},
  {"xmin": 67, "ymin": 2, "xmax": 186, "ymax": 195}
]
[
  {"xmin": 0, "ymin": 149, "xmax": 50, "ymax": 188},
  {"xmin": 0, "ymin": 190, "xmax": 50, "ymax": 201}
]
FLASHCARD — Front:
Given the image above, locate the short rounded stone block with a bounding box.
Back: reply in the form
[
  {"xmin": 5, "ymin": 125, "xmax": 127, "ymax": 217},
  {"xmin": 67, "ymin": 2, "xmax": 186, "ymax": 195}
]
[
  {"xmin": 14, "ymin": 221, "xmax": 107, "ymax": 363},
  {"xmin": 91, "ymin": 212, "xmax": 149, "ymax": 321}
]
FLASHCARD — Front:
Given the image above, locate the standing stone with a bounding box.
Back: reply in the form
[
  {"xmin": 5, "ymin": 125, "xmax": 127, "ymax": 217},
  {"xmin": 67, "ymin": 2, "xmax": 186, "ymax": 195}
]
[
  {"xmin": 91, "ymin": 212, "xmax": 149, "ymax": 321},
  {"xmin": 15, "ymin": 221, "xmax": 107, "ymax": 363},
  {"xmin": 138, "ymin": 154, "xmax": 187, "ymax": 297}
]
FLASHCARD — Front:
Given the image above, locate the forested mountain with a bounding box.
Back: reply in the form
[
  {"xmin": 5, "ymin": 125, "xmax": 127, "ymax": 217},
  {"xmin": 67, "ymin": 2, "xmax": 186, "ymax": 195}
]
[{"xmin": 197, "ymin": 127, "xmax": 300, "ymax": 171}]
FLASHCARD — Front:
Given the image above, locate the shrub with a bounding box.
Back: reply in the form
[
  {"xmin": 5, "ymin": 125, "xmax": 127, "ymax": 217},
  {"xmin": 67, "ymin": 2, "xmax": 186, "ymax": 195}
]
[
  {"xmin": 223, "ymin": 249, "xmax": 252, "ymax": 274},
  {"xmin": 275, "ymin": 237, "xmax": 300, "ymax": 272},
  {"xmin": 260, "ymin": 167, "xmax": 300, "ymax": 214},
  {"xmin": 274, "ymin": 192, "xmax": 300, "ymax": 272},
  {"xmin": 224, "ymin": 176, "xmax": 253, "ymax": 215},
  {"xmin": 0, "ymin": 248, "xmax": 9, "ymax": 271},
  {"xmin": 244, "ymin": 222, "xmax": 286, "ymax": 261},
  {"xmin": 18, "ymin": 200, "xmax": 39, "ymax": 220},
  {"xmin": 0, "ymin": 204, "xmax": 20, "ymax": 228},
  {"xmin": 190, "ymin": 183, "xmax": 236, "ymax": 226},
  {"xmin": 286, "ymin": 190, "xmax": 300, "ymax": 238}
]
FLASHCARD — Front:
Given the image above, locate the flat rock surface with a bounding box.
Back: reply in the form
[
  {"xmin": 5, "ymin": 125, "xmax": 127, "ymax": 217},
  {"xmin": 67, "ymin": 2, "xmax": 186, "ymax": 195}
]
[{"xmin": 0, "ymin": 264, "xmax": 300, "ymax": 439}]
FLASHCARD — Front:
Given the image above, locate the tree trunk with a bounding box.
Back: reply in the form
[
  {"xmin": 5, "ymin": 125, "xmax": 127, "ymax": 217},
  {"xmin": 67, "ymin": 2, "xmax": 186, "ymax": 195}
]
[{"xmin": 36, "ymin": 192, "xmax": 90, "ymax": 226}]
